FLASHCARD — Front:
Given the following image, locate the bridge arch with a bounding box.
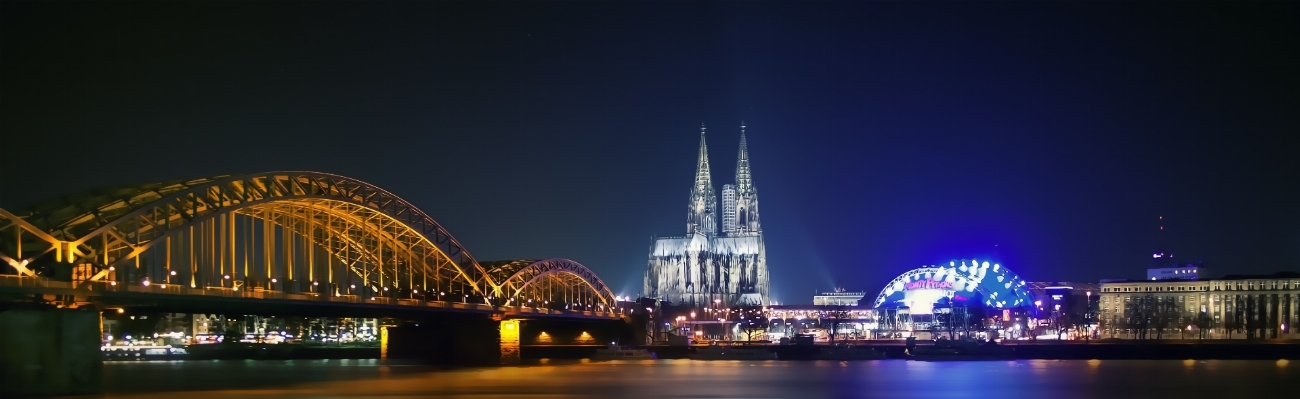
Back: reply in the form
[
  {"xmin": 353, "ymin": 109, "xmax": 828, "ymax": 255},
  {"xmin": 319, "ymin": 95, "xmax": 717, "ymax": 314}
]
[
  {"xmin": 479, "ymin": 258, "xmax": 617, "ymax": 309},
  {"xmin": 0, "ymin": 172, "xmax": 511, "ymax": 299}
]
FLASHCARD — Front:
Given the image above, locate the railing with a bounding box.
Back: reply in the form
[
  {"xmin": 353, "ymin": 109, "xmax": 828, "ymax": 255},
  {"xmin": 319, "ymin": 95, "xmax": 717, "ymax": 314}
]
[
  {"xmin": 0, "ymin": 274, "xmax": 623, "ymax": 318},
  {"xmin": 0, "ymin": 274, "xmax": 74, "ymax": 289}
]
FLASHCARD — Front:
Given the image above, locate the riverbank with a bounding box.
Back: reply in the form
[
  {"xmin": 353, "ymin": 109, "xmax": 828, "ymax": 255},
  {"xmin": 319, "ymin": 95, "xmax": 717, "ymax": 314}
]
[
  {"xmin": 183, "ymin": 344, "xmax": 379, "ymax": 360},
  {"xmin": 103, "ymin": 341, "xmax": 1300, "ymax": 362},
  {"xmin": 522, "ymin": 342, "xmax": 1300, "ymax": 360}
]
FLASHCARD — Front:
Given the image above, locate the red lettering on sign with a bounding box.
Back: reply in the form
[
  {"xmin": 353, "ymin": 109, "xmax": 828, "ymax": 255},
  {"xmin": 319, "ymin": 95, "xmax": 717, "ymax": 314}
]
[{"xmin": 904, "ymin": 279, "xmax": 953, "ymax": 290}]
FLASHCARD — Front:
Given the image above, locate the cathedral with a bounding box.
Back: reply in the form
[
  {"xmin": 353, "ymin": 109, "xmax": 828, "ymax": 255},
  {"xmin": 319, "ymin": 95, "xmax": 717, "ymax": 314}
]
[{"xmin": 644, "ymin": 123, "xmax": 769, "ymax": 307}]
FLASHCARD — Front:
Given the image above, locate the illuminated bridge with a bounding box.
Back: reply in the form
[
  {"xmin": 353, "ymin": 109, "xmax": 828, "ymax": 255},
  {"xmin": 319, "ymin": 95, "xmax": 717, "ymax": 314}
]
[{"xmin": 0, "ymin": 171, "xmax": 623, "ymax": 320}]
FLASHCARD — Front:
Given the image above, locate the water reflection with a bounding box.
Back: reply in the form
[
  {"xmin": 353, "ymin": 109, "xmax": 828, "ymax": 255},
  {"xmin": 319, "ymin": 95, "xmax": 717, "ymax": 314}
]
[{"xmin": 83, "ymin": 359, "xmax": 1299, "ymax": 399}]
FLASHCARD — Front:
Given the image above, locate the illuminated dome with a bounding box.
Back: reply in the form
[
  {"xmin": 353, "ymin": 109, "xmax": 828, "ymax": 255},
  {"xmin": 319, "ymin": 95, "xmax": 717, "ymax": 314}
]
[{"xmin": 872, "ymin": 260, "xmax": 1034, "ymax": 314}]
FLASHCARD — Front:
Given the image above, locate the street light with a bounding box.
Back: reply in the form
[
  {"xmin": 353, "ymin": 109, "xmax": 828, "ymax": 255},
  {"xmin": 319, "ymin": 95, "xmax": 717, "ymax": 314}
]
[{"xmin": 1085, "ymin": 291, "xmax": 1092, "ymax": 342}]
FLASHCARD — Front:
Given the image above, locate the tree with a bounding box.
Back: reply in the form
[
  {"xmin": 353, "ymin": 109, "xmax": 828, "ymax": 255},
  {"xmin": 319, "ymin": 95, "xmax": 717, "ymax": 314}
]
[
  {"xmin": 1152, "ymin": 296, "xmax": 1181, "ymax": 340},
  {"xmin": 284, "ymin": 317, "xmax": 310, "ymax": 343},
  {"xmin": 962, "ymin": 293, "xmax": 987, "ymax": 335},
  {"xmin": 1126, "ymin": 295, "xmax": 1156, "ymax": 340},
  {"xmin": 1223, "ymin": 297, "xmax": 1243, "ymax": 340},
  {"xmin": 824, "ymin": 306, "xmax": 852, "ymax": 344},
  {"xmin": 1107, "ymin": 313, "xmax": 1124, "ymax": 339},
  {"xmin": 1243, "ymin": 295, "xmax": 1258, "ymax": 340},
  {"xmin": 932, "ymin": 297, "xmax": 960, "ymax": 341},
  {"xmin": 735, "ymin": 306, "xmax": 768, "ymax": 341},
  {"xmin": 1052, "ymin": 309, "xmax": 1069, "ymax": 340},
  {"xmin": 1193, "ymin": 311, "xmax": 1212, "ymax": 340}
]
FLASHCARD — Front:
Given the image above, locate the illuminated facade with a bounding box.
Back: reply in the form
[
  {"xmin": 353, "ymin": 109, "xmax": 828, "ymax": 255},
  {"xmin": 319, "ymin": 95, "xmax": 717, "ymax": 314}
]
[
  {"xmin": 1098, "ymin": 272, "xmax": 1300, "ymax": 340},
  {"xmin": 814, "ymin": 291, "xmax": 866, "ymax": 306},
  {"xmin": 1147, "ymin": 265, "xmax": 1207, "ymax": 281},
  {"xmin": 645, "ymin": 124, "xmax": 768, "ymax": 307},
  {"xmin": 766, "ymin": 305, "xmax": 877, "ymax": 341},
  {"xmin": 873, "ymin": 260, "xmax": 1035, "ymax": 314}
]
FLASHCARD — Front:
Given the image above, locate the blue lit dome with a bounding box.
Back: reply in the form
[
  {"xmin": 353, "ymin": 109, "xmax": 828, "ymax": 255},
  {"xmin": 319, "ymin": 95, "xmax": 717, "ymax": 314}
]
[{"xmin": 872, "ymin": 260, "xmax": 1034, "ymax": 314}]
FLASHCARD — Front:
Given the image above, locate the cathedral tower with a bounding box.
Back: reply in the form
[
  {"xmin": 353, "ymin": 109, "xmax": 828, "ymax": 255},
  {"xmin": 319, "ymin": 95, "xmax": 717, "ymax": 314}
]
[
  {"xmin": 733, "ymin": 122, "xmax": 760, "ymax": 236},
  {"xmin": 687, "ymin": 124, "xmax": 718, "ymax": 237},
  {"xmin": 647, "ymin": 123, "xmax": 768, "ymax": 307}
]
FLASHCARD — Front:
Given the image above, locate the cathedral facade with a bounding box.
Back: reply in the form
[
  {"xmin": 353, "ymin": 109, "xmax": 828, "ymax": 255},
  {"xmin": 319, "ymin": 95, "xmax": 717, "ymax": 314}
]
[{"xmin": 644, "ymin": 123, "xmax": 769, "ymax": 307}]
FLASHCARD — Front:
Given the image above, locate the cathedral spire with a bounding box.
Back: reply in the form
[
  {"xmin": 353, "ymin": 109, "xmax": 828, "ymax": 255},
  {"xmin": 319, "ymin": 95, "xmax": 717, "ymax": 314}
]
[
  {"xmin": 735, "ymin": 121, "xmax": 752, "ymax": 192},
  {"xmin": 687, "ymin": 123, "xmax": 718, "ymax": 236},
  {"xmin": 694, "ymin": 123, "xmax": 713, "ymax": 194},
  {"xmin": 733, "ymin": 122, "xmax": 760, "ymax": 235}
]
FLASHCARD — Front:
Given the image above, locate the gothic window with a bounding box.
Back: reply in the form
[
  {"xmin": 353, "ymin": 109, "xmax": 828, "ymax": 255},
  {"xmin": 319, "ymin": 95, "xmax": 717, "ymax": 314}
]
[{"xmin": 739, "ymin": 208, "xmax": 747, "ymax": 227}]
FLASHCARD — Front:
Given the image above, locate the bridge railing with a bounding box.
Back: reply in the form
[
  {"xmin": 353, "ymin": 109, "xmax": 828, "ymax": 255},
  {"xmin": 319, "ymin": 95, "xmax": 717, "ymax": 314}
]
[
  {"xmin": 0, "ymin": 274, "xmax": 74, "ymax": 289},
  {"xmin": 0, "ymin": 275, "xmax": 623, "ymax": 318}
]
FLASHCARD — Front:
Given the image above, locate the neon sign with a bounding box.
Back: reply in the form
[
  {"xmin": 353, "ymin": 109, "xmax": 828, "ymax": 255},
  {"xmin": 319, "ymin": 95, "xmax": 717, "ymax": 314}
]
[{"xmin": 904, "ymin": 279, "xmax": 952, "ymax": 290}]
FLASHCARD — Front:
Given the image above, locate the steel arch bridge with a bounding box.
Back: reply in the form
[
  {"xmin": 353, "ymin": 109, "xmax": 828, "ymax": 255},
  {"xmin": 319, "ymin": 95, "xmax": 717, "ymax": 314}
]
[{"xmin": 0, "ymin": 171, "xmax": 619, "ymax": 316}]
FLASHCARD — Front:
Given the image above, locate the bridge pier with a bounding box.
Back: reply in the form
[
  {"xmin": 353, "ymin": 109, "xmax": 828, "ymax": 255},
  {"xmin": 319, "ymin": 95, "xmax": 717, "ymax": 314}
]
[
  {"xmin": 518, "ymin": 318, "xmax": 632, "ymax": 345},
  {"xmin": 0, "ymin": 307, "xmax": 102, "ymax": 397},
  {"xmin": 381, "ymin": 313, "xmax": 520, "ymax": 366}
]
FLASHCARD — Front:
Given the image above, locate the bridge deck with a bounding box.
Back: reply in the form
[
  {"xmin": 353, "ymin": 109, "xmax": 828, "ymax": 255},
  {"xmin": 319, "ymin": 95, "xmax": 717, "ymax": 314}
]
[{"xmin": 0, "ymin": 275, "xmax": 622, "ymax": 320}]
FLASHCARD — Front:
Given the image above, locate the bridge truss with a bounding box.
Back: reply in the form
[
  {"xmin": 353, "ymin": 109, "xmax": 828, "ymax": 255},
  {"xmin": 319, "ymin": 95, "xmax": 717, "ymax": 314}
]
[{"xmin": 0, "ymin": 172, "xmax": 618, "ymax": 313}]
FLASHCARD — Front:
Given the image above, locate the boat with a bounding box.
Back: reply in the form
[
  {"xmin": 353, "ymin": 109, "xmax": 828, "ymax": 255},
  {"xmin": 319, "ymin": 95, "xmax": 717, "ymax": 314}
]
[
  {"xmin": 690, "ymin": 343, "xmax": 778, "ymax": 360},
  {"xmin": 816, "ymin": 344, "xmax": 886, "ymax": 360},
  {"xmin": 590, "ymin": 344, "xmax": 656, "ymax": 360},
  {"xmin": 102, "ymin": 345, "xmax": 190, "ymax": 361}
]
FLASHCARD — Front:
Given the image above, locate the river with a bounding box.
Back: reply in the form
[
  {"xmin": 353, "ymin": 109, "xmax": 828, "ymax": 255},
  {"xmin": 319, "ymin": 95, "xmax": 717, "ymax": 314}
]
[{"xmin": 77, "ymin": 358, "xmax": 1294, "ymax": 398}]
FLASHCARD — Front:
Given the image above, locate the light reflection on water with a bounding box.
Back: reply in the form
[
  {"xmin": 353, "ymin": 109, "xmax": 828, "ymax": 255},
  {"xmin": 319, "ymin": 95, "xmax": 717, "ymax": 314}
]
[{"xmin": 84, "ymin": 359, "xmax": 1295, "ymax": 398}]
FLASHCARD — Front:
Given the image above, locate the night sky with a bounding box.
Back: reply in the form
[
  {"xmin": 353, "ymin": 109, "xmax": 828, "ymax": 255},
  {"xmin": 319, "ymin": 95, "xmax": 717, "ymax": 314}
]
[{"xmin": 3, "ymin": 1, "xmax": 1297, "ymax": 303}]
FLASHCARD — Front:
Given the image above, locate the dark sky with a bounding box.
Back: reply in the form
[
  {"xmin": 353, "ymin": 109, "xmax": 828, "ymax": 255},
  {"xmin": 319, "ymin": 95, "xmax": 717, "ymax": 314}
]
[{"xmin": 3, "ymin": 1, "xmax": 1298, "ymax": 303}]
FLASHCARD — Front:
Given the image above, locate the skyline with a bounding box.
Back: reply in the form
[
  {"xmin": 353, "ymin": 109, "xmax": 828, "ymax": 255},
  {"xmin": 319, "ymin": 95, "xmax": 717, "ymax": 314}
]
[{"xmin": 3, "ymin": 1, "xmax": 1298, "ymax": 303}]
